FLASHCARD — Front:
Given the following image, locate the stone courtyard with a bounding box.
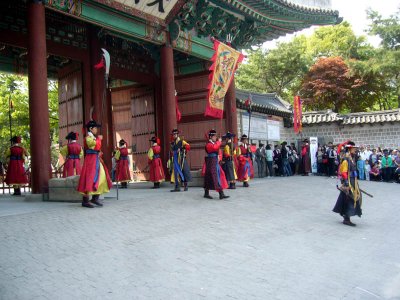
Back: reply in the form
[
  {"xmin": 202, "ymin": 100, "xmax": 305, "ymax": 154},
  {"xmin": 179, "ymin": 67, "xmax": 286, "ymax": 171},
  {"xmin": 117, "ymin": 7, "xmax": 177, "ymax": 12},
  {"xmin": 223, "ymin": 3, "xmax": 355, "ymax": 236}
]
[{"xmin": 0, "ymin": 176, "xmax": 399, "ymax": 300}]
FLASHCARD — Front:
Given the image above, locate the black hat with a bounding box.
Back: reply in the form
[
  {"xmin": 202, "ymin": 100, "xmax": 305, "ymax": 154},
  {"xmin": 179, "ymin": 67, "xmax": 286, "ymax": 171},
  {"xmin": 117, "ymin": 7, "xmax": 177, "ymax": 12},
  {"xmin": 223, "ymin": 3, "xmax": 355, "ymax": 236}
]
[
  {"xmin": 149, "ymin": 136, "xmax": 160, "ymax": 144},
  {"xmin": 119, "ymin": 139, "xmax": 127, "ymax": 146},
  {"xmin": 171, "ymin": 128, "xmax": 180, "ymax": 135},
  {"xmin": 65, "ymin": 132, "xmax": 77, "ymax": 140},
  {"xmin": 241, "ymin": 134, "xmax": 248, "ymax": 140},
  {"xmin": 10, "ymin": 136, "xmax": 21, "ymax": 143},
  {"xmin": 85, "ymin": 120, "xmax": 101, "ymax": 129},
  {"xmin": 303, "ymin": 139, "xmax": 309, "ymax": 143},
  {"xmin": 208, "ymin": 129, "xmax": 217, "ymax": 138},
  {"xmin": 259, "ymin": 143, "xmax": 264, "ymax": 147},
  {"xmin": 222, "ymin": 132, "xmax": 235, "ymax": 139}
]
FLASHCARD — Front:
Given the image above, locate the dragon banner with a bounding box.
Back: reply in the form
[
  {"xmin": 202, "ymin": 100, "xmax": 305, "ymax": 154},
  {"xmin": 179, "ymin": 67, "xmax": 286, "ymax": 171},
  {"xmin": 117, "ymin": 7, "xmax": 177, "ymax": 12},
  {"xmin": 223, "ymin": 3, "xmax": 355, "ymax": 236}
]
[{"xmin": 205, "ymin": 40, "xmax": 244, "ymax": 119}]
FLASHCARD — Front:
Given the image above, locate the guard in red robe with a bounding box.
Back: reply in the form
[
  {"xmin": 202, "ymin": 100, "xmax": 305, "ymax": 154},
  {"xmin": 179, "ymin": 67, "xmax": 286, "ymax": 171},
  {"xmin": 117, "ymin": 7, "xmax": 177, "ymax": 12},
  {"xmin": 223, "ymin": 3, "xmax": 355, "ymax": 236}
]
[
  {"xmin": 5, "ymin": 136, "xmax": 29, "ymax": 196},
  {"xmin": 148, "ymin": 136, "xmax": 165, "ymax": 188},
  {"xmin": 237, "ymin": 134, "xmax": 254, "ymax": 187},
  {"xmin": 115, "ymin": 139, "xmax": 131, "ymax": 188},
  {"xmin": 77, "ymin": 120, "xmax": 112, "ymax": 208},
  {"xmin": 60, "ymin": 132, "xmax": 83, "ymax": 178},
  {"xmin": 203, "ymin": 130, "xmax": 229, "ymax": 199}
]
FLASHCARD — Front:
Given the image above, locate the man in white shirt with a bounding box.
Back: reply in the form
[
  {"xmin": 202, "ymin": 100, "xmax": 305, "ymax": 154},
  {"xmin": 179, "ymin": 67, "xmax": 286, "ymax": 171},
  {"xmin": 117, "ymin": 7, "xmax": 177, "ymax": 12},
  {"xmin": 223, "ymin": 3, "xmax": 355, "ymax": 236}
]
[{"xmin": 358, "ymin": 145, "xmax": 369, "ymax": 180}]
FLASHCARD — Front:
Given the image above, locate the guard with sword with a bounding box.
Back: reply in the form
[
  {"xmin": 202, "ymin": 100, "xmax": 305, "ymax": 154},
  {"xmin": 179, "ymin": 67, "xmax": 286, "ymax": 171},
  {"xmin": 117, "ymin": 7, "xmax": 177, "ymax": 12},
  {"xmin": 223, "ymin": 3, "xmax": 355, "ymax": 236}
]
[
  {"xmin": 168, "ymin": 129, "xmax": 192, "ymax": 192},
  {"xmin": 333, "ymin": 140, "xmax": 373, "ymax": 226}
]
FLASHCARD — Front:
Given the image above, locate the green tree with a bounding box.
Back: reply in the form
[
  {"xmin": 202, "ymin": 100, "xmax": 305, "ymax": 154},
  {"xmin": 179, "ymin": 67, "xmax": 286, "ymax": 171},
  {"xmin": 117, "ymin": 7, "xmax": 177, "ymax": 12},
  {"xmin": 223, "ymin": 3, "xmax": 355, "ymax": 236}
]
[
  {"xmin": 236, "ymin": 36, "xmax": 311, "ymax": 99},
  {"xmin": 365, "ymin": 8, "xmax": 400, "ymax": 108},
  {"xmin": 0, "ymin": 73, "xmax": 59, "ymax": 165}
]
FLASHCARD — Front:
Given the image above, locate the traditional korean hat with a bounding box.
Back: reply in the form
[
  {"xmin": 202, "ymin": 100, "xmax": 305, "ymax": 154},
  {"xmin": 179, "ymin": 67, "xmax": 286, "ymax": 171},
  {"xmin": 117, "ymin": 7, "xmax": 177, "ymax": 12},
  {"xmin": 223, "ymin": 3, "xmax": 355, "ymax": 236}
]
[
  {"xmin": 343, "ymin": 141, "xmax": 359, "ymax": 152},
  {"xmin": 222, "ymin": 132, "xmax": 235, "ymax": 139},
  {"xmin": 303, "ymin": 139, "xmax": 309, "ymax": 143},
  {"xmin": 85, "ymin": 120, "xmax": 101, "ymax": 129},
  {"xmin": 171, "ymin": 128, "xmax": 180, "ymax": 135},
  {"xmin": 149, "ymin": 136, "xmax": 161, "ymax": 144},
  {"xmin": 10, "ymin": 136, "xmax": 21, "ymax": 143},
  {"xmin": 119, "ymin": 139, "xmax": 127, "ymax": 146},
  {"xmin": 208, "ymin": 129, "xmax": 217, "ymax": 138},
  {"xmin": 241, "ymin": 134, "xmax": 248, "ymax": 141},
  {"xmin": 65, "ymin": 132, "xmax": 77, "ymax": 140}
]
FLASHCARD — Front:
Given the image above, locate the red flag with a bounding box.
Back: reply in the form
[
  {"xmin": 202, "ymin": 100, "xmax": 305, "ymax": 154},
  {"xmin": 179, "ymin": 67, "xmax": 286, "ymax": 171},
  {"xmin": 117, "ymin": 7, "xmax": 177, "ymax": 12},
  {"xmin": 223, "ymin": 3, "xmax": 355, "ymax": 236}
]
[
  {"xmin": 293, "ymin": 95, "xmax": 303, "ymax": 133},
  {"xmin": 175, "ymin": 94, "xmax": 181, "ymax": 122}
]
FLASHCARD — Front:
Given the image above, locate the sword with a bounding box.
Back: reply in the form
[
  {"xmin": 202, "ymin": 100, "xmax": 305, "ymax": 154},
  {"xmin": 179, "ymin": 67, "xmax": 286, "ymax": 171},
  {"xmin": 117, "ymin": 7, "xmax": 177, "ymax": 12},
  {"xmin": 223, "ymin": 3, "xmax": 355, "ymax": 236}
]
[{"xmin": 359, "ymin": 188, "xmax": 373, "ymax": 198}]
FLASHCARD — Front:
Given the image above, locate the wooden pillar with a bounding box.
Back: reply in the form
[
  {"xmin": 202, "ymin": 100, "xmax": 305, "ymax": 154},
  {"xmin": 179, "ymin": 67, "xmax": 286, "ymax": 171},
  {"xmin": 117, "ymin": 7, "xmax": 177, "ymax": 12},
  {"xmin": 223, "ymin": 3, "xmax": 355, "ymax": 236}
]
[
  {"xmin": 225, "ymin": 78, "xmax": 238, "ymax": 134},
  {"xmin": 88, "ymin": 26, "xmax": 112, "ymax": 170},
  {"xmin": 160, "ymin": 45, "xmax": 176, "ymax": 163},
  {"xmin": 27, "ymin": 1, "xmax": 51, "ymax": 194}
]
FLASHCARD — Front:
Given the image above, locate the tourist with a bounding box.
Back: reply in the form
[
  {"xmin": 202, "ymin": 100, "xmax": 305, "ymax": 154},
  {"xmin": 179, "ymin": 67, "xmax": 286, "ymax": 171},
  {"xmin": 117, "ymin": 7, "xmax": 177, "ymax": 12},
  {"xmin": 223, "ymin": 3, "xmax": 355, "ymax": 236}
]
[
  {"xmin": 60, "ymin": 131, "xmax": 83, "ymax": 178},
  {"xmin": 265, "ymin": 144, "xmax": 274, "ymax": 177},
  {"xmin": 288, "ymin": 146, "xmax": 297, "ymax": 175},
  {"xmin": 203, "ymin": 130, "xmax": 229, "ymax": 200},
  {"xmin": 357, "ymin": 145, "xmax": 368, "ymax": 180},
  {"xmin": 281, "ymin": 141, "xmax": 292, "ymax": 176},
  {"xmin": 169, "ymin": 129, "xmax": 192, "ymax": 192},
  {"xmin": 327, "ymin": 142, "xmax": 337, "ymax": 178},
  {"xmin": 316, "ymin": 146, "xmax": 324, "ymax": 176},
  {"xmin": 255, "ymin": 143, "xmax": 265, "ymax": 178},
  {"xmin": 381, "ymin": 149, "xmax": 393, "ymax": 182},
  {"xmin": 333, "ymin": 141, "xmax": 362, "ymax": 227},
  {"xmin": 77, "ymin": 120, "xmax": 112, "ymax": 208},
  {"xmin": 273, "ymin": 144, "xmax": 281, "ymax": 176},
  {"xmin": 369, "ymin": 149, "xmax": 378, "ymax": 167},
  {"xmin": 5, "ymin": 136, "xmax": 29, "ymax": 196},
  {"xmin": 147, "ymin": 136, "xmax": 165, "ymax": 189},
  {"xmin": 369, "ymin": 162, "xmax": 381, "ymax": 181},
  {"xmin": 221, "ymin": 132, "xmax": 237, "ymax": 189},
  {"xmin": 364, "ymin": 159, "xmax": 371, "ymax": 181}
]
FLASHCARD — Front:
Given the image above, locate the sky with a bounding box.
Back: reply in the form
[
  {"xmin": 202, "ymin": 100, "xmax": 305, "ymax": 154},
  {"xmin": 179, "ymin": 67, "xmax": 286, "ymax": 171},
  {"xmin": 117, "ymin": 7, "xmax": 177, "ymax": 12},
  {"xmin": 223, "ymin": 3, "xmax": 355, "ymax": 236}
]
[{"xmin": 262, "ymin": 0, "xmax": 400, "ymax": 49}]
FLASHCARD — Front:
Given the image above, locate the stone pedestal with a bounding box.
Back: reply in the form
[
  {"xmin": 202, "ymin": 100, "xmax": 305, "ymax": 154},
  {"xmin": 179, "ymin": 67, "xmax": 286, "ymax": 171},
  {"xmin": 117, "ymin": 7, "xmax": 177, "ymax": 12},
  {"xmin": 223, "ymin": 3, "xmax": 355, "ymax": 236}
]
[{"xmin": 48, "ymin": 176, "xmax": 82, "ymax": 202}]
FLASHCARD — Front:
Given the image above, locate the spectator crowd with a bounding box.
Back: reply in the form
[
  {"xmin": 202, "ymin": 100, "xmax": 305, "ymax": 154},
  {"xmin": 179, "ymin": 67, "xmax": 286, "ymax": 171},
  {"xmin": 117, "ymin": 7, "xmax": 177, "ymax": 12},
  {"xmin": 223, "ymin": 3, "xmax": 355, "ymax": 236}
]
[{"xmin": 253, "ymin": 142, "xmax": 400, "ymax": 184}]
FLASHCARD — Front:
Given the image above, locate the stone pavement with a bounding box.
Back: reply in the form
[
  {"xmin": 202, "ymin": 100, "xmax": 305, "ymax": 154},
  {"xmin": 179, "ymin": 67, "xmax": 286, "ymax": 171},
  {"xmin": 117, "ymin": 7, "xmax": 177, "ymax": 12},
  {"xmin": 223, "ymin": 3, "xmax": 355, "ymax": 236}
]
[{"xmin": 0, "ymin": 176, "xmax": 399, "ymax": 300}]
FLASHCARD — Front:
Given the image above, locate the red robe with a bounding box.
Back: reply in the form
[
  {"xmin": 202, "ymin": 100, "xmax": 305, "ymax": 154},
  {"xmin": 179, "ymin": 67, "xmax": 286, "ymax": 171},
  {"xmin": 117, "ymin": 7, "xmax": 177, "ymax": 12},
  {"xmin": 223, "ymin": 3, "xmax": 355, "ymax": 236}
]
[
  {"xmin": 5, "ymin": 145, "xmax": 28, "ymax": 185},
  {"xmin": 237, "ymin": 144, "xmax": 254, "ymax": 182},
  {"xmin": 203, "ymin": 141, "xmax": 228, "ymax": 191},
  {"xmin": 302, "ymin": 145, "xmax": 311, "ymax": 173},
  {"xmin": 77, "ymin": 136, "xmax": 112, "ymax": 195},
  {"xmin": 115, "ymin": 147, "xmax": 131, "ymax": 182},
  {"xmin": 148, "ymin": 145, "xmax": 165, "ymax": 182},
  {"xmin": 63, "ymin": 142, "xmax": 82, "ymax": 178}
]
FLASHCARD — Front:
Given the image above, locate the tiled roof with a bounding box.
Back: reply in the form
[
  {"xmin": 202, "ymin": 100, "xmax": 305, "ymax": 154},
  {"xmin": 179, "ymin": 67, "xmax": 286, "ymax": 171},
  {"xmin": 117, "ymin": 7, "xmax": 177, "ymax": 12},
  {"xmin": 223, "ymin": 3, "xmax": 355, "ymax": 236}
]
[
  {"xmin": 302, "ymin": 109, "xmax": 400, "ymax": 125},
  {"xmin": 236, "ymin": 90, "xmax": 292, "ymax": 118}
]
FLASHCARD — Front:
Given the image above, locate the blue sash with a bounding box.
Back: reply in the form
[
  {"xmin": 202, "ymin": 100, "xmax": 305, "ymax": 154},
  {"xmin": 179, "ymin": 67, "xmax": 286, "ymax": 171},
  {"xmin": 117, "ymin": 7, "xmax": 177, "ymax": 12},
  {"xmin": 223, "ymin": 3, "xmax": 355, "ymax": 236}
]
[
  {"xmin": 86, "ymin": 149, "xmax": 100, "ymax": 184},
  {"xmin": 10, "ymin": 156, "xmax": 22, "ymax": 160},
  {"xmin": 120, "ymin": 156, "xmax": 128, "ymax": 160},
  {"xmin": 68, "ymin": 155, "xmax": 80, "ymax": 159},
  {"xmin": 153, "ymin": 154, "xmax": 160, "ymax": 159},
  {"xmin": 173, "ymin": 150, "xmax": 185, "ymax": 182}
]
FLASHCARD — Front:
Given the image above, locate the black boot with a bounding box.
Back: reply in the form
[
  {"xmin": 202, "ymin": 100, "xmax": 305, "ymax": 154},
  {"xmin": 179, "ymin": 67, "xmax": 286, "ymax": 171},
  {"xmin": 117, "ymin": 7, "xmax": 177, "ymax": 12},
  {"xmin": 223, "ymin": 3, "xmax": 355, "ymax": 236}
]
[
  {"xmin": 122, "ymin": 182, "xmax": 128, "ymax": 189},
  {"xmin": 228, "ymin": 183, "xmax": 234, "ymax": 189},
  {"xmin": 343, "ymin": 216, "xmax": 356, "ymax": 227},
  {"xmin": 152, "ymin": 182, "xmax": 157, "ymax": 189},
  {"xmin": 183, "ymin": 182, "xmax": 188, "ymax": 191},
  {"xmin": 91, "ymin": 195, "xmax": 103, "ymax": 207},
  {"xmin": 219, "ymin": 191, "xmax": 230, "ymax": 200},
  {"xmin": 155, "ymin": 182, "xmax": 160, "ymax": 189},
  {"xmin": 171, "ymin": 185, "xmax": 180, "ymax": 192},
  {"xmin": 232, "ymin": 183, "xmax": 236, "ymax": 189},
  {"xmin": 82, "ymin": 196, "xmax": 94, "ymax": 208},
  {"xmin": 243, "ymin": 181, "xmax": 249, "ymax": 188},
  {"xmin": 13, "ymin": 187, "xmax": 21, "ymax": 196},
  {"xmin": 204, "ymin": 189, "xmax": 213, "ymax": 199}
]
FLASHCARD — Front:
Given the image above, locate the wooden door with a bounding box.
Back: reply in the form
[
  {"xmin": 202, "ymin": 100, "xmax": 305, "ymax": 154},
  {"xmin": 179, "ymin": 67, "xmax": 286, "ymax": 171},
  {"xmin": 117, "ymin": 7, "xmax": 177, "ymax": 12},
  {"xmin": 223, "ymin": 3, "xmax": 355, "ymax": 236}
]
[
  {"xmin": 58, "ymin": 63, "xmax": 84, "ymax": 156},
  {"xmin": 131, "ymin": 87, "xmax": 156, "ymax": 181}
]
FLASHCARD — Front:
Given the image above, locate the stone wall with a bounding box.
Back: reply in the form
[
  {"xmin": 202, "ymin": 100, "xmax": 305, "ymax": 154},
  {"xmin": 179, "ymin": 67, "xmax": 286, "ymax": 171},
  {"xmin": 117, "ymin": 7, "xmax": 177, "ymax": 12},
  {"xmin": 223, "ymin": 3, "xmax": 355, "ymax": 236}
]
[{"xmin": 281, "ymin": 122, "xmax": 400, "ymax": 148}]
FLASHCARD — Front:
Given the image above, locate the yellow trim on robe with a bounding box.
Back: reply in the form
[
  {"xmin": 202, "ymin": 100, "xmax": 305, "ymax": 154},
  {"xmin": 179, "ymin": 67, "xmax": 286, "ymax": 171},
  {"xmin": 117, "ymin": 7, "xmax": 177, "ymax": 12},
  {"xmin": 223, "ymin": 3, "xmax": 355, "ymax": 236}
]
[
  {"xmin": 170, "ymin": 138, "xmax": 189, "ymax": 184},
  {"xmin": 147, "ymin": 148, "xmax": 154, "ymax": 160}
]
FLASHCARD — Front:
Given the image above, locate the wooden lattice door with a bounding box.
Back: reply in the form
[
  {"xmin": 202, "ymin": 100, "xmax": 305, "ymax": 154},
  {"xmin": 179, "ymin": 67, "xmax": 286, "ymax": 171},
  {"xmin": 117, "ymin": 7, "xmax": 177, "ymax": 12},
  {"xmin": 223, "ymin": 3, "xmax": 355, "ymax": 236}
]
[
  {"xmin": 58, "ymin": 63, "xmax": 84, "ymax": 155},
  {"xmin": 131, "ymin": 87, "xmax": 156, "ymax": 181}
]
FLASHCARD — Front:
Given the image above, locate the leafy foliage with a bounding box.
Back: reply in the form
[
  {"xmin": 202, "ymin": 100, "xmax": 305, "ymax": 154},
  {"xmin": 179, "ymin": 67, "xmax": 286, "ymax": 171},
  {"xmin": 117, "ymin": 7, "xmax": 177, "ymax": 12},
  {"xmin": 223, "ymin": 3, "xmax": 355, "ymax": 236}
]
[{"xmin": 0, "ymin": 74, "xmax": 59, "ymax": 165}]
